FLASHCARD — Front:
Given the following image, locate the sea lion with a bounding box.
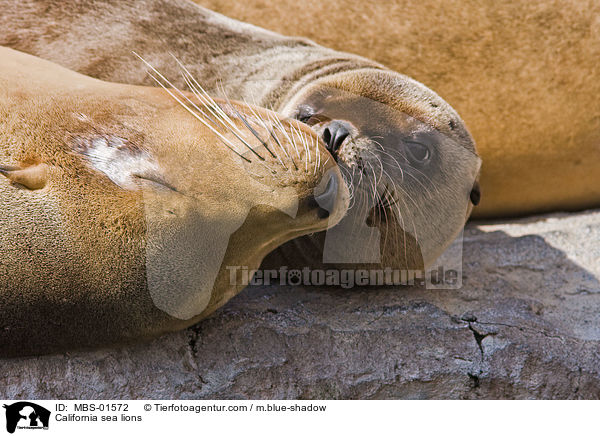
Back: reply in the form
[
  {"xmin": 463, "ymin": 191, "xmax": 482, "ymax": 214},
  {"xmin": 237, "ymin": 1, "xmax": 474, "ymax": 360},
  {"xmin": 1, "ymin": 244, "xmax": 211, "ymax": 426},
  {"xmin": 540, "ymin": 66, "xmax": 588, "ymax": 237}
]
[
  {"xmin": 0, "ymin": 46, "xmax": 348, "ymax": 357},
  {"xmin": 1, "ymin": 0, "xmax": 480, "ymax": 274},
  {"xmin": 197, "ymin": 0, "xmax": 600, "ymax": 218}
]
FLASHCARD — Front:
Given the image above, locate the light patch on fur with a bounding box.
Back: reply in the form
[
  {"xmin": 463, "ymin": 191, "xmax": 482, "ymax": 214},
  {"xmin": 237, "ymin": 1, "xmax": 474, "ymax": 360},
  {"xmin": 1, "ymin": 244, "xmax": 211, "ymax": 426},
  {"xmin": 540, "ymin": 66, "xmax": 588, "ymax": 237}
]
[{"xmin": 71, "ymin": 134, "xmax": 163, "ymax": 190}]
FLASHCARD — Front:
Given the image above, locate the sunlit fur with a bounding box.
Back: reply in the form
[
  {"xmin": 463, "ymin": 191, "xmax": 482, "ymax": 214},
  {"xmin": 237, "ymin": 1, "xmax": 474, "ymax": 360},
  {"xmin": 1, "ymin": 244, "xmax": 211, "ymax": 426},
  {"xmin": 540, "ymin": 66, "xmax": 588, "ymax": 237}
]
[
  {"xmin": 1, "ymin": 0, "xmax": 480, "ymax": 275},
  {"xmin": 0, "ymin": 47, "xmax": 347, "ymax": 356}
]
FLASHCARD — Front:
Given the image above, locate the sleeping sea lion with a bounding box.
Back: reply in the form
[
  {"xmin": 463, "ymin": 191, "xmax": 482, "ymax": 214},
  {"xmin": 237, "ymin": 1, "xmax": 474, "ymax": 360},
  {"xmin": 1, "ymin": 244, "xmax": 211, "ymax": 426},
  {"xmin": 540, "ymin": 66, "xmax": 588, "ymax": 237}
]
[
  {"xmin": 0, "ymin": 46, "xmax": 348, "ymax": 357},
  {"xmin": 198, "ymin": 0, "xmax": 600, "ymax": 218},
  {"xmin": 0, "ymin": 0, "xmax": 481, "ymax": 274}
]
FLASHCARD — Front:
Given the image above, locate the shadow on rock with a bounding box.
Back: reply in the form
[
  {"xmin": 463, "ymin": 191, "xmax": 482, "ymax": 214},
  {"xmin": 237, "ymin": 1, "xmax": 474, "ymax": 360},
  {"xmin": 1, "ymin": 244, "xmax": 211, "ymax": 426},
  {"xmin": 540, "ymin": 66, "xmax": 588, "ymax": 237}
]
[{"xmin": 1, "ymin": 210, "xmax": 599, "ymax": 399}]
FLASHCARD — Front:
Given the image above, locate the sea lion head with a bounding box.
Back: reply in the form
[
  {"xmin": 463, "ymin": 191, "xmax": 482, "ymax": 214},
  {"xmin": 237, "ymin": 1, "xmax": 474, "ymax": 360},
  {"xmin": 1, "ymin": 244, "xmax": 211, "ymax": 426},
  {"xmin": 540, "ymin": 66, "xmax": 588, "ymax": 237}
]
[
  {"xmin": 128, "ymin": 94, "xmax": 350, "ymax": 318},
  {"xmin": 0, "ymin": 47, "xmax": 349, "ymax": 338},
  {"xmin": 280, "ymin": 68, "xmax": 481, "ymax": 270}
]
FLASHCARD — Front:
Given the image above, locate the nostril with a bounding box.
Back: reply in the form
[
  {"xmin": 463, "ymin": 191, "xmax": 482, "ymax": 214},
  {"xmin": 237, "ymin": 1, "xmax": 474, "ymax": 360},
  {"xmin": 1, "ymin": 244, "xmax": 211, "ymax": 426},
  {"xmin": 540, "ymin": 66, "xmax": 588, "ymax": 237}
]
[
  {"xmin": 322, "ymin": 127, "xmax": 332, "ymax": 148},
  {"xmin": 322, "ymin": 121, "xmax": 350, "ymax": 154},
  {"xmin": 332, "ymin": 128, "xmax": 349, "ymax": 153},
  {"xmin": 313, "ymin": 172, "xmax": 339, "ymax": 219}
]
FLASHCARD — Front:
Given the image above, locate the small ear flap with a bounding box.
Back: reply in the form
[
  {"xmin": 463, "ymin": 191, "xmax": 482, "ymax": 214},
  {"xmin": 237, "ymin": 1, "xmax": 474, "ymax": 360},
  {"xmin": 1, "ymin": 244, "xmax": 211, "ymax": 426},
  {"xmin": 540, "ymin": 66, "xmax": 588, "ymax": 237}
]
[
  {"xmin": 470, "ymin": 181, "xmax": 481, "ymax": 206},
  {"xmin": 0, "ymin": 163, "xmax": 49, "ymax": 190}
]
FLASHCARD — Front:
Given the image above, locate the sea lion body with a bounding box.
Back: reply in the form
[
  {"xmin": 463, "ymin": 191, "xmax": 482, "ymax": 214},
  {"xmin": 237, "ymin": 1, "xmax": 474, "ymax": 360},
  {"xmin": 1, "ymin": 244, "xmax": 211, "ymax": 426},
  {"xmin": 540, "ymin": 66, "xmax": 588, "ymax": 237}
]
[
  {"xmin": 0, "ymin": 47, "xmax": 348, "ymax": 357},
  {"xmin": 198, "ymin": 0, "xmax": 600, "ymax": 218},
  {"xmin": 1, "ymin": 0, "xmax": 481, "ymax": 273}
]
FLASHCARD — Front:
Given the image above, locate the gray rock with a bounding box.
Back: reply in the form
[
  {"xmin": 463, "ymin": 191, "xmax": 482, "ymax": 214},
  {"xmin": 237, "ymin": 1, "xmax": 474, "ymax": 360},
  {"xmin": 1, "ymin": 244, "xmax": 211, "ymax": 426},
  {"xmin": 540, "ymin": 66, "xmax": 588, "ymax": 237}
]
[{"xmin": 1, "ymin": 210, "xmax": 599, "ymax": 399}]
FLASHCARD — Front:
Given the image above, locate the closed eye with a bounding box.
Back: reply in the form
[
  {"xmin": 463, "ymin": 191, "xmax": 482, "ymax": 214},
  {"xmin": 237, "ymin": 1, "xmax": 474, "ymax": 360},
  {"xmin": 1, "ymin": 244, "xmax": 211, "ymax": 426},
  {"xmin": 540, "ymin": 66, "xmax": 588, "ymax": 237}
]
[
  {"xmin": 295, "ymin": 105, "xmax": 330, "ymax": 126},
  {"xmin": 132, "ymin": 172, "xmax": 179, "ymax": 193},
  {"xmin": 295, "ymin": 105, "xmax": 315, "ymax": 123}
]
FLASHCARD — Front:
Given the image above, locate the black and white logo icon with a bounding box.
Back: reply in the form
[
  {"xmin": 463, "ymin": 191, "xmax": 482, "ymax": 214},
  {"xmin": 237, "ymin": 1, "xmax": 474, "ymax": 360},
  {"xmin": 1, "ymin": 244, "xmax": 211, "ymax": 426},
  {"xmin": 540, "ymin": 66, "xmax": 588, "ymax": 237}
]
[{"xmin": 3, "ymin": 402, "xmax": 50, "ymax": 433}]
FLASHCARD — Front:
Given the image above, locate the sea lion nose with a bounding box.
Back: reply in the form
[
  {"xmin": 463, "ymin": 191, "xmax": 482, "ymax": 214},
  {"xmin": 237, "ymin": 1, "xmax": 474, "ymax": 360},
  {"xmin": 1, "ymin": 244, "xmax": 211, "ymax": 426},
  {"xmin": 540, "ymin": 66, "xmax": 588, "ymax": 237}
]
[
  {"xmin": 322, "ymin": 120, "xmax": 350, "ymax": 155},
  {"xmin": 313, "ymin": 170, "xmax": 339, "ymax": 219}
]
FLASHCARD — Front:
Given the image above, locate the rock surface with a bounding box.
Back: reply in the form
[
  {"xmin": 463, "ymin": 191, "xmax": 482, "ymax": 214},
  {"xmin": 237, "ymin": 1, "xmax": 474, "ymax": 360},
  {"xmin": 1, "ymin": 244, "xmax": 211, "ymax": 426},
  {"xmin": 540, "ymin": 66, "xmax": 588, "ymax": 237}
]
[{"xmin": 1, "ymin": 210, "xmax": 599, "ymax": 399}]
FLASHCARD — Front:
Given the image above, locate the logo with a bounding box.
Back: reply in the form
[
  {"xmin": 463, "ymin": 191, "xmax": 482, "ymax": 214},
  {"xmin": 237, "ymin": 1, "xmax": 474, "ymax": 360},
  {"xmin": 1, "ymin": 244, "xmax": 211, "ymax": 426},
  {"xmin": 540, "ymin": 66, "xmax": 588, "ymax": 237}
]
[{"xmin": 3, "ymin": 402, "xmax": 50, "ymax": 433}]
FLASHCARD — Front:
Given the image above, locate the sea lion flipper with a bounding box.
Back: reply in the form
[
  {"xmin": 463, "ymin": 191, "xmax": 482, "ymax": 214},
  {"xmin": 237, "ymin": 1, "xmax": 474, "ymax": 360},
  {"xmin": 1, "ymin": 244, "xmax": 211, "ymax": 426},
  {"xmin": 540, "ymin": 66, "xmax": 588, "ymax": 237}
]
[{"xmin": 0, "ymin": 163, "xmax": 49, "ymax": 190}]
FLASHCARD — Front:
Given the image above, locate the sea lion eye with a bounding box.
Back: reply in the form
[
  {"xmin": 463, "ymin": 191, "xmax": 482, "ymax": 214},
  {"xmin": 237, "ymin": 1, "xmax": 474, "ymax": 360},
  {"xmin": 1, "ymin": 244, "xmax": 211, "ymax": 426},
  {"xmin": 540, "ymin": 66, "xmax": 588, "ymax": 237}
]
[
  {"xmin": 405, "ymin": 141, "xmax": 431, "ymax": 164},
  {"xmin": 295, "ymin": 104, "xmax": 315, "ymax": 123}
]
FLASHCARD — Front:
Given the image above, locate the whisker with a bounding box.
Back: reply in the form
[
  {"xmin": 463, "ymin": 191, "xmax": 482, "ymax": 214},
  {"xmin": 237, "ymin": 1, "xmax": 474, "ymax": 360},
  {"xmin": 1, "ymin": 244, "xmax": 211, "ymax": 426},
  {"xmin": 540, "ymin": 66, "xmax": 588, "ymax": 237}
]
[
  {"xmin": 143, "ymin": 69, "xmax": 251, "ymax": 163},
  {"xmin": 271, "ymin": 114, "xmax": 302, "ymax": 163},
  {"xmin": 263, "ymin": 110, "xmax": 299, "ymax": 170},
  {"xmin": 167, "ymin": 54, "xmax": 284, "ymax": 167},
  {"xmin": 371, "ymin": 138, "xmax": 405, "ymax": 184},
  {"xmin": 314, "ymin": 133, "xmax": 321, "ymax": 176},
  {"xmin": 240, "ymin": 100, "xmax": 290, "ymax": 171},
  {"xmin": 380, "ymin": 146, "xmax": 441, "ymax": 198},
  {"xmin": 289, "ymin": 124, "xmax": 309, "ymax": 172},
  {"xmin": 175, "ymin": 73, "xmax": 267, "ymax": 163},
  {"xmin": 230, "ymin": 105, "xmax": 277, "ymax": 159},
  {"xmin": 135, "ymin": 53, "xmax": 287, "ymax": 174}
]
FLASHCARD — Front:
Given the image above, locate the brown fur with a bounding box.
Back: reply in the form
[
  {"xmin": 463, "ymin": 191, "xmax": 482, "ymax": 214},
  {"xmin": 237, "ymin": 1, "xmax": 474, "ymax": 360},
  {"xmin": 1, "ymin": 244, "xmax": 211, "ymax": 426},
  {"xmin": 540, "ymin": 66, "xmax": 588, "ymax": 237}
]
[
  {"xmin": 0, "ymin": 0, "xmax": 480, "ymax": 274},
  {"xmin": 197, "ymin": 0, "xmax": 600, "ymax": 218},
  {"xmin": 0, "ymin": 47, "xmax": 347, "ymax": 357}
]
